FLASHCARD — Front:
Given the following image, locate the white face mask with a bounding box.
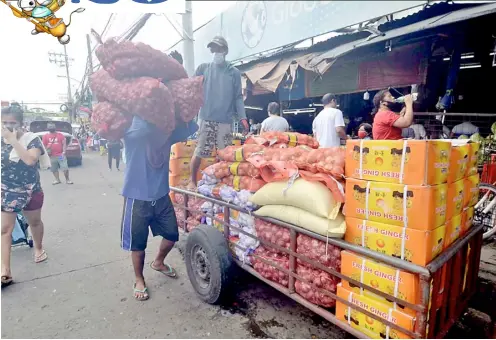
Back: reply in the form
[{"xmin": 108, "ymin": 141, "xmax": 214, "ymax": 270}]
[{"xmin": 213, "ymin": 52, "xmax": 225, "ymax": 64}]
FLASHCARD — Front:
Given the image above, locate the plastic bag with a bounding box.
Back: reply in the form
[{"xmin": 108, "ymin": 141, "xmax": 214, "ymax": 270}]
[
  {"xmin": 90, "ymin": 70, "xmax": 176, "ymax": 135},
  {"xmin": 90, "ymin": 101, "xmax": 132, "ymax": 140}
]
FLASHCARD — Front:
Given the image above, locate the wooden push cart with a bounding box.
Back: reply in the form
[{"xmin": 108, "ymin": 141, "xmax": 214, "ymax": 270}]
[{"xmin": 171, "ymin": 187, "xmax": 484, "ymax": 339}]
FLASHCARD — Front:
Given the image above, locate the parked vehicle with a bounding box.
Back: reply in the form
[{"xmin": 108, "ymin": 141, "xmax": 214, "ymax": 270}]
[{"xmin": 29, "ymin": 120, "xmax": 83, "ymax": 166}]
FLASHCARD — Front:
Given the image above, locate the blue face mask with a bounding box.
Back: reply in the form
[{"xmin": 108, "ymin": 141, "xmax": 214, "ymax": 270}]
[{"xmin": 213, "ymin": 53, "xmax": 225, "ymax": 65}]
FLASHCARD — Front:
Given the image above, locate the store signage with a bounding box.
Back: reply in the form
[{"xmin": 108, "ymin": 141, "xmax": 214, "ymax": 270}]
[{"xmin": 194, "ymin": 0, "xmax": 425, "ymax": 66}]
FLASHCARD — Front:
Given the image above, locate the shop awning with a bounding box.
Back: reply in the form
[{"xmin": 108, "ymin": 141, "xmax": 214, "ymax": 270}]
[{"xmin": 309, "ymin": 2, "xmax": 496, "ymax": 72}]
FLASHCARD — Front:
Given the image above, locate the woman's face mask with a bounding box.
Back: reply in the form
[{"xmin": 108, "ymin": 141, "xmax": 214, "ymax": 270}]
[
  {"xmin": 383, "ymin": 100, "xmax": 404, "ymax": 113},
  {"xmin": 358, "ymin": 130, "xmax": 368, "ymax": 139},
  {"xmin": 213, "ymin": 52, "xmax": 225, "ymax": 64}
]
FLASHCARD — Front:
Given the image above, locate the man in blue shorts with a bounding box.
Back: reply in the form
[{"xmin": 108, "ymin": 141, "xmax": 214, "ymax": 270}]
[{"xmin": 121, "ymin": 116, "xmax": 197, "ymax": 301}]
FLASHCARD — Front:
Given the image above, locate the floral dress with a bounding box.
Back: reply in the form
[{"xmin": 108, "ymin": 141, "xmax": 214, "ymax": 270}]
[{"xmin": 1, "ymin": 137, "xmax": 44, "ymax": 213}]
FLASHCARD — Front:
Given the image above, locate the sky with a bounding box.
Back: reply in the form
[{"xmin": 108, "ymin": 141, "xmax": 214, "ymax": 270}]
[{"xmin": 0, "ymin": 1, "xmax": 236, "ymax": 111}]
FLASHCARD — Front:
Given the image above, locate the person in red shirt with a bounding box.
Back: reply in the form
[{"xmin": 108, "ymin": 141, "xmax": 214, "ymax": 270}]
[
  {"xmin": 42, "ymin": 123, "xmax": 73, "ymax": 185},
  {"xmin": 372, "ymin": 89, "xmax": 414, "ymax": 140}
]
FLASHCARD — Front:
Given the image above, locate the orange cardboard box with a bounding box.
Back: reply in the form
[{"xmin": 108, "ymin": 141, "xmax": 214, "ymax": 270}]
[
  {"xmin": 461, "ymin": 207, "xmax": 474, "ymax": 235},
  {"xmin": 341, "ymin": 251, "xmax": 418, "ymax": 316},
  {"xmin": 345, "ymin": 217, "xmax": 445, "ymax": 266},
  {"xmin": 444, "ymin": 213, "xmax": 463, "ymax": 249},
  {"xmin": 169, "ymin": 158, "xmax": 191, "ymax": 176},
  {"xmin": 447, "ymin": 140, "xmax": 470, "ymax": 183},
  {"xmin": 464, "ymin": 174, "xmax": 480, "ymax": 208},
  {"xmin": 169, "ymin": 172, "xmax": 202, "ymax": 187},
  {"xmin": 170, "ymin": 141, "xmax": 197, "ymax": 159},
  {"xmin": 467, "ymin": 142, "xmax": 481, "ymax": 176},
  {"xmin": 447, "ymin": 179, "xmax": 464, "ymax": 219},
  {"xmin": 336, "ymin": 284, "xmax": 415, "ymax": 339},
  {"xmin": 345, "ymin": 140, "xmax": 450, "ymax": 185},
  {"xmin": 345, "ymin": 178, "xmax": 448, "ymax": 230}
]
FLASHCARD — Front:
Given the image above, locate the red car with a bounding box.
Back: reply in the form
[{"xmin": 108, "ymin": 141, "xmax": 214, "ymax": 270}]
[{"xmin": 30, "ymin": 120, "xmax": 83, "ymax": 166}]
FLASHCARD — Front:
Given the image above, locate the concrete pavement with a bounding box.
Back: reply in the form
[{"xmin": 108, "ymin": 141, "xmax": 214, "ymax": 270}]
[{"xmin": 1, "ymin": 153, "xmax": 347, "ymax": 339}]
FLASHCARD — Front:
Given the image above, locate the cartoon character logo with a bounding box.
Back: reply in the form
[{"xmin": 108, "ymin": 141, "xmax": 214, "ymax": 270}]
[
  {"xmin": 3, "ymin": 0, "xmax": 84, "ymax": 44},
  {"xmin": 352, "ymin": 145, "xmax": 370, "ymax": 164}
]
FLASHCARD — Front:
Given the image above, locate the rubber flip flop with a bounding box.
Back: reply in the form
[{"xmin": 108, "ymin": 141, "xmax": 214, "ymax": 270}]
[
  {"xmin": 150, "ymin": 261, "xmax": 177, "ymax": 278},
  {"xmin": 133, "ymin": 284, "xmax": 149, "ymax": 301},
  {"xmin": 1, "ymin": 276, "xmax": 13, "ymax": 288},
  {"xmin": 35, "ymin": 250, "xmax": 48, "ymax": 263}
]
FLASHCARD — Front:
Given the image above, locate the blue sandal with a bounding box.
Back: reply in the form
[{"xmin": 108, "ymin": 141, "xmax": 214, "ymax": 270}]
[
  {"xmin": 133, "ymin": 283, "xmax": 149, "ymax": 301},
  {"xmin": 150, "ymin": 261, "xmax": 177, "ymax": 278}
]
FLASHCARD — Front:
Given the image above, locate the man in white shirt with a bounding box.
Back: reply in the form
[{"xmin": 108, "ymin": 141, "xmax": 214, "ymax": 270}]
[
  {"xmin": 260, "ymin": 102, "xmax": 289, "ymax": 133},
  {"xmin": 450, "ymin": 121, "xmax": 479, "ymax": 138},
  {"xmin": 312, "ymin": 93, "xmax": 347, "ymax": 147}
]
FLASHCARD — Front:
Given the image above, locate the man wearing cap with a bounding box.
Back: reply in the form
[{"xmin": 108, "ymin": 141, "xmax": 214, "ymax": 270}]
[{"xmin": 188, "ymin": 36, "xmax": 248, "ymax": 188}]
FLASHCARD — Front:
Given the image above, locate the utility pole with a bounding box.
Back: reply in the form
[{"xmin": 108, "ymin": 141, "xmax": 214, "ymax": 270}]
[
  {"xmin": 48, "ymin": 47, "xmax": 75, "ymax": 123},
  {"xmin": 182, "ymin": 0, "xmax": 195, "ymax": 76}
]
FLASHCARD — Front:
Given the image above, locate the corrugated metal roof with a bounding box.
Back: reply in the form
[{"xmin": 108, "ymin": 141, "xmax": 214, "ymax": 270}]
[
  {"xmin": 235, "ymin": 1, "xmax": 484, "ymax": 72},
  {"xmin": 309, "ymin": 2, "xmax": 496, "ymax": 69}
]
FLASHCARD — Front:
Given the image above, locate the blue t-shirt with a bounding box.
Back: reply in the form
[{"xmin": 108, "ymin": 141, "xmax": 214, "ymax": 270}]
[{"xmin": 122, "ymin": 117, "xmax": 197, "ymax": 201}]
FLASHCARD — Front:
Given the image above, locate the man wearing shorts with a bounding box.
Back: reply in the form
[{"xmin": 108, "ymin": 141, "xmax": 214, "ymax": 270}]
[
  {"xmin": 42, "ymin": 123, "xmax": 73, "ymax": 185},
  {"xmin": 188, "ymin": 36, "xmax": 249, "ymax": 188},
  {"xmin": 121, "ymin": 116, "xmax": 197, "ymax": 300}
]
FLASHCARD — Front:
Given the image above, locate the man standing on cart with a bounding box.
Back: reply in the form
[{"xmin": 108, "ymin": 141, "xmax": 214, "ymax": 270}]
[
  {"xmin": 188, "ymin": 36, "xmax": 249, "ymax": 189},
  {"xmin": 121, "ymin": 116, "xmax": 197, "ymax": 301}
]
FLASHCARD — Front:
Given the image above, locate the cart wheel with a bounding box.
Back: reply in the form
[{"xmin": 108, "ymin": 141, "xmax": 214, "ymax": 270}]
[
  {"xmin": 28, "ymin": 239, "xmax": 34, "ymax": 248},
  {"xmin": 185, "ymin": 225, "xmax": 233, "ymax": 304}
]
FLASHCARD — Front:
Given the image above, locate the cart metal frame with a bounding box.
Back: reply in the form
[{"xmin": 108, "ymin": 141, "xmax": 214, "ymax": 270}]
[{"xmin": 171, "ymin": 187, "xmax": 483, "ymax": 339}]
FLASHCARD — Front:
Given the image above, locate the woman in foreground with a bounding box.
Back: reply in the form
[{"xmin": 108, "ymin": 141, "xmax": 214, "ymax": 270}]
[{"xmin": 1, "ymin": 107, "xmax": 50, "ymax": 287}]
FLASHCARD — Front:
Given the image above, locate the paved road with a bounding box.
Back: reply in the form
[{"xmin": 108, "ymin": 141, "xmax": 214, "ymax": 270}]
[{"xmin": 2, "ymin": 153, "xmax": 347, "ymax": 339}]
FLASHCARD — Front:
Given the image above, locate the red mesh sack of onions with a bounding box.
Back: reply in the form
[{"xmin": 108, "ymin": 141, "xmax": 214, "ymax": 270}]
[
  {"xmin": 217, "ymin": 145, "xmax": 265, "ymax": 162},
  {"xmin": 254, "ymin": 219, "xmax": 291, "ymax": 251},
  {"xmin": 203, "ymin": 161, "xmax": 260, "ymax": 179},
  {"xmin": 90, "ymin": 70, "xmax": 176, "ymax": 136},
  {"xmin": 295, "ymin": 265, "xmax": 338, "ymax": 308},
  {"xmin": 251, "ymin": 247, "xmax": 290, "ymax": 287},
  {"xmin": 296, "ymin": 234, "xmax": 342, "ymax": 271},
  {"xmin": 167, "ymin": 76, "xmax": 204, "ymax": 123},
  {"xmin": 257, "ymin": 146, "xmax": 316, "ymax": 172},
  {"xmin": 261, "ymin": 131, "xmax": 319, "ymax": 149},
  {"xmin": 90, "ymin": 101, "xmax": 132, "ymax": 140},
  {"xmin": 95, "ymin": 40, "xmax": 188, "ymax": 81},
  {"xmin": 306, "ymin": 147, "xmax": 345, "ymax": 180}
]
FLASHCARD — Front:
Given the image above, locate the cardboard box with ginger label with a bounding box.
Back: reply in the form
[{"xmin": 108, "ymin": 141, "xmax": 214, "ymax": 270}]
[
  {"xmin": 345, "ymin": 178, "xmax": 448, "ymax": 230},
  {"xmin": 336, "ymin": 284, "xmax": 415, "ymax": 339},
  {"xmin": 345, "ymin": 217, "xmax": 445, "ymax": 266},
  {"xmin": 345, "ymin": 140, "xmax": 450, "ymax": 185},
  {"xmin": 341, "ymin": 251, "xmax": 418, "ymax": 317}
]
